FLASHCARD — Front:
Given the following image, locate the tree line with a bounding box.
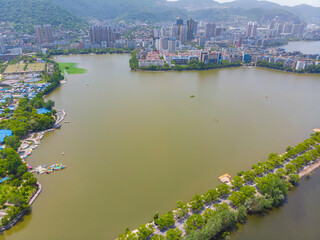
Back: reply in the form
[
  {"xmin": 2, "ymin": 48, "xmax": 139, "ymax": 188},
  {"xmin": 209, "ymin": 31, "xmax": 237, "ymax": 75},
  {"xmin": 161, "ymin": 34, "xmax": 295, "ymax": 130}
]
[
  {"xmin": 256, "ymin": 60, "xmax": 320, "ymax": 73},
  {"xmin": 118, "ymin": 132, "xmax": 320, "ymax": 239}
]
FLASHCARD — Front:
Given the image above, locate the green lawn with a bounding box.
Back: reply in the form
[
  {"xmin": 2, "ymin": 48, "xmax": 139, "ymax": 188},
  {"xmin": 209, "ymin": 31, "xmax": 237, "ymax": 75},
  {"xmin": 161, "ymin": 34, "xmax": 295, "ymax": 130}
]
[{"xmin": 58, "ymin": 63, "xmax": 87, "ymax": 75}]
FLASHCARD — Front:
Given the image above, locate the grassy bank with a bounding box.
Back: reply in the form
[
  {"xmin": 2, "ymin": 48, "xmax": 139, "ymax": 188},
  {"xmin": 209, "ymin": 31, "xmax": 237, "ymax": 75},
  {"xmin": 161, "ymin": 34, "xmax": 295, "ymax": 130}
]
[{"xmin": 58, "ymin": 63, "xmax": 87, "ymax": 75}]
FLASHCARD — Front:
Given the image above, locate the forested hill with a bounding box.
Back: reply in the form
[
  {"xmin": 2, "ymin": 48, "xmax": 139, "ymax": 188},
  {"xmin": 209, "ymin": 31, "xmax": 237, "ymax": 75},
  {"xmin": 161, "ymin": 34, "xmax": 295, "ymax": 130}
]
[
  {"xmin": 51, "ymin": 0, "xmax": 186, "ymax": 22},
  {"xmin": 0, "ymin": 0, "xmax": 88, "ymax": 33},
  {"xmin": 50, "ymin": 0, "xmax": 307, "ymax": 24}
]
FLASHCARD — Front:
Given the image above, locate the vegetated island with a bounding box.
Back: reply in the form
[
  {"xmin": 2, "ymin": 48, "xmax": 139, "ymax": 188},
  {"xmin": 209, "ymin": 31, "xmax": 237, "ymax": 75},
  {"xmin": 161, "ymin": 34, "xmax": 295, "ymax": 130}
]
[
  {"xmin": 117, "ymin": 132, "xmax": 320, "ymax": 240},
  {"xmin": 0, "ymin": 53, "xmax": 86, "ymax": 231}
]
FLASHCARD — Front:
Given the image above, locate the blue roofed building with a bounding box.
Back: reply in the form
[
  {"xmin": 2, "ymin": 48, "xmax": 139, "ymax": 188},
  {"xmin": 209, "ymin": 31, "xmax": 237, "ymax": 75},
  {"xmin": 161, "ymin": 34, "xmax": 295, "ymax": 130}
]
[
  {"xmin": 0, "ymin": 129, "xmax": 13, "ymax": 143},
  {"xmin": 37, "ymin": 108, "xmax": 51, "ymax": 114}
]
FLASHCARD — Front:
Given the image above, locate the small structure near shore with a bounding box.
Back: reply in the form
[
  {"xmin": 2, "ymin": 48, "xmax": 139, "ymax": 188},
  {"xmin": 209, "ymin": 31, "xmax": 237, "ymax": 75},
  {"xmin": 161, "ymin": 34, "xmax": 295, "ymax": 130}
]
[
  {"xmin": 219, "ymin": 173, "xmax": 231, "ymax": 183},
  {"xmin": 313, "ymin": 128, "xmax": 320, "ymax": 133}
]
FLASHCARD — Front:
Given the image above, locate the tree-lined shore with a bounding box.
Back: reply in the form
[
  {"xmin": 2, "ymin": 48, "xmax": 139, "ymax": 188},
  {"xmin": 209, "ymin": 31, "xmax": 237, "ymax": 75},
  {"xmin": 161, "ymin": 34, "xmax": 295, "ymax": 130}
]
[
  {"xmin": 0, "ymin": 56, "xmax": 64, "ymax": 229},
  {"xmin": 118, "ymin": 132, "xmax": 320, "ymax": 240}
]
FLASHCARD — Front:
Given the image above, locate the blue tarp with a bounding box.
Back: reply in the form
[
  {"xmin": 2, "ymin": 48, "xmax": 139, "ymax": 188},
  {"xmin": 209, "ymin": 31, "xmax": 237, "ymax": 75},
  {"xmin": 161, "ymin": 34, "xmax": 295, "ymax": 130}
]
[
  {"xmin": 0, "ymin": 177, "xmax": 9, "ymax": 184},
  {"xmin": 0, "ymin": 129, "xmax": 13, "ymax": 143},
  {"xmin": 37, "ymin": 108, "xmax": 50, "ymax": 114}
]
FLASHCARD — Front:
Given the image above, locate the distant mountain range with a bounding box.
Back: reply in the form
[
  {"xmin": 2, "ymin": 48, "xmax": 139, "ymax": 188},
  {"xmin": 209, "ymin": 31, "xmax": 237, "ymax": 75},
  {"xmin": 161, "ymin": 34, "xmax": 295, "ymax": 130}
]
[
  {"xmin": 1, "ymin": 0, "xmax": 319, "ymax": 33},
  {"xmin": 166, "ymin": 0, "xmax": 320, "ymax": 24},
  {"xmin": 0, "ymin": 0, "xmax": 87, "ymax": 34}
]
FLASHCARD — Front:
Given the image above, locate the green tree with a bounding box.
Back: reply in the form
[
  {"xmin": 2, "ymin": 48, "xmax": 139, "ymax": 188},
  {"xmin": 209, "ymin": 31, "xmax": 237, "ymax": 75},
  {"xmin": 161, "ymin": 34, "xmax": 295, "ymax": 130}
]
[
  {"xmin": 175, "ymin": 200, "xmax": 188, "ymax": 219},
  {"xmin": 231, "ymin": 175, "xmax": 244, "ymax": 189},
  {"xmin": 137, "ymin": 224, "xmax": 154, "ymax": 240},
  {"xmin": 217, "ymin": 184, "xmax": 231, "ymax": 197},
  {"xmin": 255, "ymin": 174, "xmax": 288, "ymax": 207},
  {"xmin": 190, "ymin": 194, "xmax": 203, "ymax": 212},
  {"xmin": 154, "ymin": 212, "xmax": 175, "ymax": 230},
  {"xmin": 289, "ymin": 174, "xmax": 299, "ymax": 186},
  {"xmin": 166, "ymin": 228, "xmax": 182, "ymax": 240},
  {"xmin": 237, "ymin": 205, "xmax": 247, "ymax": 223},
  {"xmin": 4, "ymin": 135, "xmax": 21, "ymax": 151},
  {"xmin": 185, "ymin": 214, "xmax": 205, "ymax": 233}
]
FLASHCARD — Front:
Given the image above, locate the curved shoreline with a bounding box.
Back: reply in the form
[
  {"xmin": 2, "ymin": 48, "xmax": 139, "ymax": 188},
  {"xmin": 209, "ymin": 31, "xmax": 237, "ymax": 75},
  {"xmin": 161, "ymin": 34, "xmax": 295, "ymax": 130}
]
[
  {"xmin": 299, "ymin": 160, "xmax": 320, "ymax": 178},
  {"xmin": 119, "ymin": 137, "xmax": 320, "ymax": 239},
  {"xmin": 132, "ymin": 65, "xmax": 320, "ymax": 74},
  {"xmin": 0, "ymin": 182, "xmax": 42, "ymax": 232},
  {"xmin": 0, "ymin": 107, "xmax": 66, "ymax": 231}
]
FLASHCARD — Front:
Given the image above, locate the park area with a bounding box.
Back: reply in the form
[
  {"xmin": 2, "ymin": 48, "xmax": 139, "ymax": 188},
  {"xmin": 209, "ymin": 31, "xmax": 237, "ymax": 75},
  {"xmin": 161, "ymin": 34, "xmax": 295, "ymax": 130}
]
[{"xmin": 58, "ymin": 63, "xmax": 87, "ymax": 75}]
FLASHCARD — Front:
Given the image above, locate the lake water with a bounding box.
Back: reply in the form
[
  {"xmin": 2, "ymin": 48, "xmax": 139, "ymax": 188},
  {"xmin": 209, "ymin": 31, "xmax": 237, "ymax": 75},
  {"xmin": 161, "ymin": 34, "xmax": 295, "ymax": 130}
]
[
  {"xmin": 283, "ymin": 41, "xmax": 320, "ymax": 54},
  {"xmin": 1, "ymin": 54, "xmax": 320, "ymax": 240}
]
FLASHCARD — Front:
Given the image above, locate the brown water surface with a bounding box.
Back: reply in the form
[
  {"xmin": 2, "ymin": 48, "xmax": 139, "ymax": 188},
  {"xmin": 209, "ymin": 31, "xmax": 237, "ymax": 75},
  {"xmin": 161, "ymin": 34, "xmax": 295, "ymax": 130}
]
[{"xmin": 1, "ymin": 54, "xmax": 320, "ymax": 240}]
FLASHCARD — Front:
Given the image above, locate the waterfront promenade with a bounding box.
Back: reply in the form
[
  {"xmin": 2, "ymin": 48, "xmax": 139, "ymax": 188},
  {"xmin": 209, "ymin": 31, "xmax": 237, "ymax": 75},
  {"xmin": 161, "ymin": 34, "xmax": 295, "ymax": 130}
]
[{"xmin": 126, "ymin": 139, "xmax": 320, "ymax": 239}]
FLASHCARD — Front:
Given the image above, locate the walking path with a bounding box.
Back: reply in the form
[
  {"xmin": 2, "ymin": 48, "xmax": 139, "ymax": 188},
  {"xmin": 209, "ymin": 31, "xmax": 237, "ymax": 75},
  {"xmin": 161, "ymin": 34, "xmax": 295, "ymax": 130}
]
[
  {"xmin": 299, "ymin": 160, "xmax": 320, "ymax": 177},
  {"xmin": 55, "ymin": 109, "xmax": 66, "ymax": 125},
  {"xmin": 126, "ymin": 142, "xmax": 320, "ymax": 239}
]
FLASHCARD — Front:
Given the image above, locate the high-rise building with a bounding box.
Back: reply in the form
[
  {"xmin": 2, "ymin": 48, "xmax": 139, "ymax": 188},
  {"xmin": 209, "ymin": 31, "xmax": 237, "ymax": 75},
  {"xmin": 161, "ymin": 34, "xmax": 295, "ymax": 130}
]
[
  {"xmin": 154, "ymin": 28, "xmax": 160, "ymax": 38},
  {"xmin": 180, "ymin": 26, "xmax": 188, "ymax": 44},
  {"xmin": 187, "ymin": 18, "xmax": 194, "ymax": 41},
  {"xmin": 0, "ymin": 35, "xmax": 5, "ymax": 54},
  {"xmin": 44, "ymin": 24, "xmax": 54, "ymax": 43},
  {"xmin": 176, "ymin": 17, "xmax": 183, "ymax": 28},
  {"xmin": 193, "ymin": 21, "xmax": 198, "ymax": 35},
  {"xmin": 276, "ymin": 23, "xmax": 284, "ymax": 36},
  {"xmin": 89, "ymin": 26, "xmax": 115, "ymax": 44},
  {"xmin": 176, "ymin": 17, "xmax": 183, "ymax": 36},
  {"xmin": 205, "ymin": 23, "xmax": 216, "ymax": 39},
  {"xmin": 160, "ymin": 28, "xmax": 167, "ymax": 38},
  {"xmin": 170, "ymin": 26, "xmax": 179, "ymax": 38},
  {"xmin": 34, "ymin": 25, "xmax": 43, "ymax": 45},
  {"xmin": 160, "ymin": 38, "xmax": 169, "ymax": 51},
  {"xmin": 154, "ymin": 38, "xmax": 161, "ymax": 51},
  {"xmin": 168, "ymin": 38, "xmax": 176, "ymax": 53},
  {"xmin": 291, "ymin": 23, "xmax": 305, "ymax": 35},
  {"xmin": 283, "ymin": 23, "xmax": 292, "ymax": 34},
  {"xmin": 246, "ymin": 22, "xmax": 257, "ymax": 37}
]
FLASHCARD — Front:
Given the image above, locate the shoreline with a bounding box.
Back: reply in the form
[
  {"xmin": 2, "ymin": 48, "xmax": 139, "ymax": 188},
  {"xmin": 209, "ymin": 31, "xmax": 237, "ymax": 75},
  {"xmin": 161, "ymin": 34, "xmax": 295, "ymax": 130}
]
[
  {"xmin": 132, "ymin": 65, "xmax": 320, "ymax": 74},
  {"xmin": 299, "ymin": 160, "xmax": 320, "ymax": 178},
  {"xmin": 0, "ymin": 182, "xmax": 42, "ymax": 232},
  {"xmin": 119, "ymin": 135, "xmax": 320, "ymax": 239},
  {"xmin": 0, "ymin": 111, "xmax": 66, "ymax": 231}
]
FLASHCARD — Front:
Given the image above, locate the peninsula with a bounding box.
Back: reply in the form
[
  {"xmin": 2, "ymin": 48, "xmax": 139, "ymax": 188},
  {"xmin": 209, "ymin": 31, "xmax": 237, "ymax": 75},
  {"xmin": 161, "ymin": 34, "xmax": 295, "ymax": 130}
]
[{"xmin": 118, "ymin": 133, "xmax": 320, "ymax": 239}]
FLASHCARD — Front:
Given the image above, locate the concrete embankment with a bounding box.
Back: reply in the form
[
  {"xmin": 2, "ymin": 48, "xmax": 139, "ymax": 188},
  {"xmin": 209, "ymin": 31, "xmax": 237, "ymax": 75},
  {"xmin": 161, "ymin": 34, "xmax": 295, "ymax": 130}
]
[{"xmin": 299, "ymin": 160, "xmax": 320, "ymax": 178}]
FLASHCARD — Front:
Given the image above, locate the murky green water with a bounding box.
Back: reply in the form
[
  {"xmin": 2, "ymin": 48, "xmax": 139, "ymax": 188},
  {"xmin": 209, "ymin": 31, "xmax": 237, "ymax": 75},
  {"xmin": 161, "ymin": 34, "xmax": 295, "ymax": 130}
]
[
  {"xmin": 1, "ymin": 54, "xmax": 320, "ymax": 240},
  {"xmin": 232, "ymin": 171, "xmax": 320, "ymax": 240}
]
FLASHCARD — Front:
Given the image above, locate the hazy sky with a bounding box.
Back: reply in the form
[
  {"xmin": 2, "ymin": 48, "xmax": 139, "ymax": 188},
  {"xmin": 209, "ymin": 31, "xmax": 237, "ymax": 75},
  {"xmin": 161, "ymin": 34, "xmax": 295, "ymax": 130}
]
[
  {"xmin": 167, "ymin": 0, "xmax": 320, "ymax": 7},
  {"xmin": 214, "ymin": 0, "xmax": 320, "ymax": 7}
]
